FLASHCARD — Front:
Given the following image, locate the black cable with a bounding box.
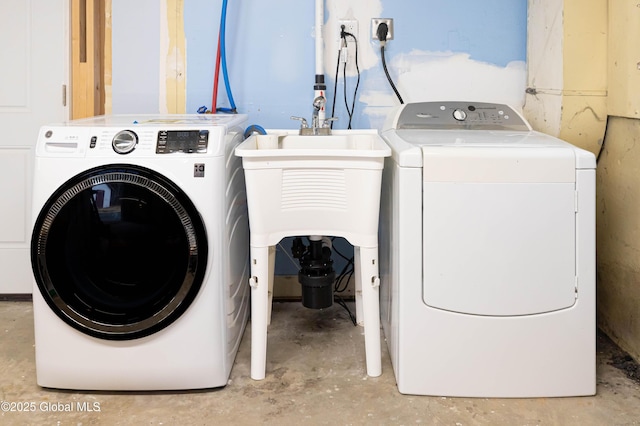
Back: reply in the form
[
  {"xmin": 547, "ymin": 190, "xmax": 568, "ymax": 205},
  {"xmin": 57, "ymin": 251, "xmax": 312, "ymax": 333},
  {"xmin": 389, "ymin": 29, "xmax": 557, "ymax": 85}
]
[
  {"xmin": 334, "ymin": 261, "xmax": 349, "ymax": 288},
  {"xmin": 335, "ymin": 295, "xmax": 357, "ymax": 326},
  {"xmin": 343, "ymin": 59, "xmax": 351, "ymax": 121},
  {"xmin": 341, "ymin": 269, "xmax": 354, "ymax": 293},
  {"xmin": 330, "ymin": 45, "xmax": 342, "ymax": 129},
  {"xmin": 331, "ymin": 239, "xmax": 354, "ymax": 293},
  {"xmin": 341, "ymin": 31, "xmax": 361, "ymax": 129},
  {"xmin": 381, "ymin": 45, "xmax": 403, "ymax": 105},
  {"xmin": 333, "ymin": 254, "xmax": 354, "ymax": 323},
  {"xmin": 331, "ymin": 238, "xmax": 352, "ymax": 262},
  {"xmin": 330, "ymin": 236, "xmax": 356, "ymax": 325},
  {"xmin": 376, "ymin": 22, "xmax": 404, "ymax": 105},
  {"xmin": 332, "ymin": 239, "xmax": 354, "ymax": 294},
  {"xmin": 335, "ymin": 262, "xmax": 353, "ymax": 293},
  {"xmin": 596, "ymin": 116, "xmax": 610, "ymax": 164}
]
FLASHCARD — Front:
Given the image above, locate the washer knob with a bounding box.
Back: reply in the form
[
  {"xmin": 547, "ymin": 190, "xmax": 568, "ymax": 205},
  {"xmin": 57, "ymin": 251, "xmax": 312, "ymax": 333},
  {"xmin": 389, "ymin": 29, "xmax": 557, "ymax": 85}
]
[
  {"xmin": 452, "ymin": 109, "xmax": 467, "ymax": 121},
  {"xmin": 112, "ymin": 130, "xmax": 138, "ymax": 154}
]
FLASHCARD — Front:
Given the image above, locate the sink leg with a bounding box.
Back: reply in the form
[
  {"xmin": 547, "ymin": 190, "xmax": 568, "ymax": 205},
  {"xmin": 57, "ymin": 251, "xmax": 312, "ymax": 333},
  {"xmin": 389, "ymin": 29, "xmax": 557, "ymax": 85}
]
[
  {"xmin": 355, "ymin": 246, "xmax": 363, "ymax": 326},
  {"xmin": 249, "ymin": 245, "xmax": 270, "ymax": 380},
  {"xmin": 355, "ymin": 245, "xmax": 382, "ymax": 377},
  {"xmin": 267, "ymin": 245, "xmax": 276, "ymax": 325}
]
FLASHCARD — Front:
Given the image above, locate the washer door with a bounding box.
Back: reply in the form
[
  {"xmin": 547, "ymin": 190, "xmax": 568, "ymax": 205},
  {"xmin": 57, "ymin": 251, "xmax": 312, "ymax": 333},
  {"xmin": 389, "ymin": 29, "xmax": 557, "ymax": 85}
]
[{"xmin": 31, "ymin": 164, "xmax": 208, "ymax": 340}]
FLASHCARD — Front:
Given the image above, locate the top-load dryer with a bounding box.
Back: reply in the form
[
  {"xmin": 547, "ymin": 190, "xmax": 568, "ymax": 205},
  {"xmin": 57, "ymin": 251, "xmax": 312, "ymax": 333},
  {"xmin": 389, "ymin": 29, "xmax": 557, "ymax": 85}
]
[{"xmin": 380, "ymin": 101, "xmax": 596, "ymax": 397}]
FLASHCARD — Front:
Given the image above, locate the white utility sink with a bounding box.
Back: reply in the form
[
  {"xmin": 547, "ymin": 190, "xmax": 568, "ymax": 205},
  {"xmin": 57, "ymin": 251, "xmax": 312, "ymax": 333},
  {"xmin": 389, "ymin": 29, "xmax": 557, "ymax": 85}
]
[
  {"xmin": 234, "ymin": 129, "xmax": 391, "ymax": 247},
  {"xmin": 235, "ymin": 130, "xmax": 391, "ymax": 158},
  {"xmin": 235, "ymin": 129, "xmax": 390, "ymax": 382}
]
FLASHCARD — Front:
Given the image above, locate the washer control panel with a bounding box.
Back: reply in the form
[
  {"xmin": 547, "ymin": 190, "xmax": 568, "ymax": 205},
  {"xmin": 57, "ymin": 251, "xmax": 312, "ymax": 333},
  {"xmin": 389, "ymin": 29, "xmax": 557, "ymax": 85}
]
[
  {"xmin": 396, "ymin": 101, "xmax": 530, "ymax": 131},
  {"xmin": 156, "ymin": 130, "xmax": 209, "ymax": 154},
  {"xmin": 78, "ymin": 128, "xmax": 211, "ymax": 155}
]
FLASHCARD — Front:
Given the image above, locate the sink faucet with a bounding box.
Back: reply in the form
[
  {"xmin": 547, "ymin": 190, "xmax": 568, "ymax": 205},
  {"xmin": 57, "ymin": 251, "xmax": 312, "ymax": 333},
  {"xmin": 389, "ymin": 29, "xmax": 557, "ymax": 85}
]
[
  {"xmin": 290, "ymin": 96, "xmax": 337, "ymax": 135},
  {"xmin": 311, "ymin": 96, "xmax": 325, "ymax": 132}
]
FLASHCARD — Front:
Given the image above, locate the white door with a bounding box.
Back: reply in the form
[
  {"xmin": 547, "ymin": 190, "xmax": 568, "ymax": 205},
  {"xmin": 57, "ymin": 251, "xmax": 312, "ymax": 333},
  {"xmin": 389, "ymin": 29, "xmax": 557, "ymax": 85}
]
[{"xmin": 0, "ymin": 0, "xmax": 69, "ymax": 293}]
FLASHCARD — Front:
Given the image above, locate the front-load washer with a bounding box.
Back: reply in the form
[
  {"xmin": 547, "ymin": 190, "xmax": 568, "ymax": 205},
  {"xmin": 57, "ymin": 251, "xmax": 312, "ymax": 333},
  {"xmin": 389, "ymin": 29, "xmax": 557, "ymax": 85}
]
[
  {"xmin": 31, "ymin": 114, "xmax": 250, "ymax": 390},
  {"xmin": 380, "ymin": 101, "xmax": 596, "ymax": 397}
]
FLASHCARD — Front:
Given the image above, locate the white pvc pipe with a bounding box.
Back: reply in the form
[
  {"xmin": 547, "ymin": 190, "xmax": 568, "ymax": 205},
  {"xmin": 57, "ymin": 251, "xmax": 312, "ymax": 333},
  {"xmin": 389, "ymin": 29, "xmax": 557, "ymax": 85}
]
[
  {"xmin": 315, "ymin": 0, "xmax": 324, "ymax": 76},
  {"xmin": 315, "ymin": 0, "xmax": 326, "ymax": 120}
]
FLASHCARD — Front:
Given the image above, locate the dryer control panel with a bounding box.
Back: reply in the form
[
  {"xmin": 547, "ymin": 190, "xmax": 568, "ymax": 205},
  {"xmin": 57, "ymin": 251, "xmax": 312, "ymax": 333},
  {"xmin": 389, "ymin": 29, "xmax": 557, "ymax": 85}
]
[{"xmin": 395, "ymin": 101, "xmax": 530, "ymax": 131}]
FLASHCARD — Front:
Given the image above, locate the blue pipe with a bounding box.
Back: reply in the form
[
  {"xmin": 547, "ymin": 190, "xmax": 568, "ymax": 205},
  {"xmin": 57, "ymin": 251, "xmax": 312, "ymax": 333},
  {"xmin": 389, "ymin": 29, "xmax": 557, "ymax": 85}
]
[
  {"xmin": 244, "ymin": 124, "xmax": 267, "ymax": 139},
  {"xmin": 220, "ymin": 0, "xmax": 237, "ymax": 111}
]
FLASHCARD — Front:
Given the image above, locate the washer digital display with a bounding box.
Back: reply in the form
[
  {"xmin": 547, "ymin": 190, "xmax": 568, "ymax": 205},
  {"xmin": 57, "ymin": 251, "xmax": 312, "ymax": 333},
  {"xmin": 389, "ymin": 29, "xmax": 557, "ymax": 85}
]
[{"xmin": 156, "ymin": 130, "xmax": 209, "ymax": 154}]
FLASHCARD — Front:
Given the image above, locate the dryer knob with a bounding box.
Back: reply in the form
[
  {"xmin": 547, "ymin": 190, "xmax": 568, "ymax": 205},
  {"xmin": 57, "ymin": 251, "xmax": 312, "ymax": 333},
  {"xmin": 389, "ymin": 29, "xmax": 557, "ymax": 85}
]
[
  {"xmin": 452, "ymin": 109, "xmax": 467, "ymax": 121},
  {"xmin": 112, "ymin": 130, "xmax": 138, "ymax": 154}
]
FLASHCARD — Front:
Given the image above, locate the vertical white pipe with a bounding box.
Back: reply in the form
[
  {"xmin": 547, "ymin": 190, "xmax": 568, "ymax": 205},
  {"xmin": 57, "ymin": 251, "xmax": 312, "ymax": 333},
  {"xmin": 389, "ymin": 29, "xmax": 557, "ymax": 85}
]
[
  {"xmin": 315, "ymin": 0, "xmax": 324, "ymax": 76},
  {"xmin": 315, "ymin": 0, "xmax": 326, "ymax": 120}
]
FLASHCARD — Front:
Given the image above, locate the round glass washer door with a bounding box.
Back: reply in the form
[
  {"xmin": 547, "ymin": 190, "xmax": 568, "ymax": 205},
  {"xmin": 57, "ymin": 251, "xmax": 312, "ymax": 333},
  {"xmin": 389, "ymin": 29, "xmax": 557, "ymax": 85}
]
[{"xmin": 31, "ymin": 164, "xmax": 208, "ymax": 340}]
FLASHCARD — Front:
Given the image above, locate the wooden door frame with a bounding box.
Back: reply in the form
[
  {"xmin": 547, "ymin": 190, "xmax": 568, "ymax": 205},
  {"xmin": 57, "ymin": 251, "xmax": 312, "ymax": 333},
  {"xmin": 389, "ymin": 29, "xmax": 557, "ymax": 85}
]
[{"xmin": 71, "ymin": 0, "xmax": 108, "ymax": 119}]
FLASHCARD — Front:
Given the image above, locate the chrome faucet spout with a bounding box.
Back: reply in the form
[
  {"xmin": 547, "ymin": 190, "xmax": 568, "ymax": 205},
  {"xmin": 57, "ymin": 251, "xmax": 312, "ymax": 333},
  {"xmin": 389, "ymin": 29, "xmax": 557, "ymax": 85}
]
[
  {"xmin": 313, "ymin": 96, "xmax": 326, "ymax": 112},
  {"xmin": 311, "ymin": 96, "xmax": 326, "ymax": 134}
]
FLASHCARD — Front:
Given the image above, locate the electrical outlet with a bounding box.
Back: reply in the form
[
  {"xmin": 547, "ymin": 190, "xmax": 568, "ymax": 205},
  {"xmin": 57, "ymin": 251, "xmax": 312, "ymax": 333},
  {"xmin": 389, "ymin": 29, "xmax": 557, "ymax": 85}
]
[
  {"xmin": 371, "ymin": 18, "xmax": 394, "ymax": 41},
  {"xmin": 338, "ymin": 19, "xmax": 358, "ymax": 41},
  {"xmin": 337, "ymin": 19, "xmax": 359, "ymax": 65}
]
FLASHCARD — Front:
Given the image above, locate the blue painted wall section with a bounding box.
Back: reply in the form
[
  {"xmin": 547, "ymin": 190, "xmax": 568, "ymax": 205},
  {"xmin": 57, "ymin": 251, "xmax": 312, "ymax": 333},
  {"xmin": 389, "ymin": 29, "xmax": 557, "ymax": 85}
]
[
  {"xmin": 382, "ymin": 2, "xmax": 526, "ymax": 67},
  {"xmin": 184, "ymin": 0, "xmax": 317, "ymax": 125},
  {"xmin": 182, "ymin": 0, "xmax": 526, "ymax": 127}
]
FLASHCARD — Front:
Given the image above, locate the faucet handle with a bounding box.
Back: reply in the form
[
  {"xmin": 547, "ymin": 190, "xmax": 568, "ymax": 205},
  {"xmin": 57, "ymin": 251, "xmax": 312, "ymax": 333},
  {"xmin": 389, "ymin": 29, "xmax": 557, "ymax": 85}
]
[
  {"xmin": 290, "ymin": 116, "xmax": 309, "ymax": 128},
  {"xmin": 321, "ymin": 117, "xmax": 338, "ymax": 128}
]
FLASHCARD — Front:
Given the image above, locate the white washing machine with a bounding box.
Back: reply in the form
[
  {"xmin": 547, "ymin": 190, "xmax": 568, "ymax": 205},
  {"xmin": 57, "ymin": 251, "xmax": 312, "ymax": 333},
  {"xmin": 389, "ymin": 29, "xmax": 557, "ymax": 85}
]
[
  {"xmin": 380, "ymin": 101, "xmax": 596, "ymax": 397},
  {"xmin": 31, "ymin": 114, "xmax": 250, "ymax": 390}
]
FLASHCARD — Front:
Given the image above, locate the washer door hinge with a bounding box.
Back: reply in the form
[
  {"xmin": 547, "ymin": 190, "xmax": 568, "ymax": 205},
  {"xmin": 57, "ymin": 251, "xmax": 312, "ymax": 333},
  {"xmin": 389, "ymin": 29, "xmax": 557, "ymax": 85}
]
[{"xmin": 62, "ymin": 84, "xmax": 67, "ymax": 107}]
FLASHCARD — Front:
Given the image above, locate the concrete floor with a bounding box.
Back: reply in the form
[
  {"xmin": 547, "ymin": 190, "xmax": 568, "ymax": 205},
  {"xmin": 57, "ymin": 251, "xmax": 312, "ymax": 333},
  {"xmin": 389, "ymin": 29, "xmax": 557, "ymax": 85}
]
[{"xmin": 1, "ymin": 300, "xmax": 640, "ymax": 426}]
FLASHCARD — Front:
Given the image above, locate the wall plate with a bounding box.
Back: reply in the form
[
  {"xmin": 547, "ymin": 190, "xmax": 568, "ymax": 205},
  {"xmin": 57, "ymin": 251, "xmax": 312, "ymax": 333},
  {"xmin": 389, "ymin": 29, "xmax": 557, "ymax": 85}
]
[
  {"xmin": 371, "ymin": 18, "xmax": 394, "ymax": 41},
  {"xmin": 337, "ymin": 19, "xmax": 359, "ymax": 66}
]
